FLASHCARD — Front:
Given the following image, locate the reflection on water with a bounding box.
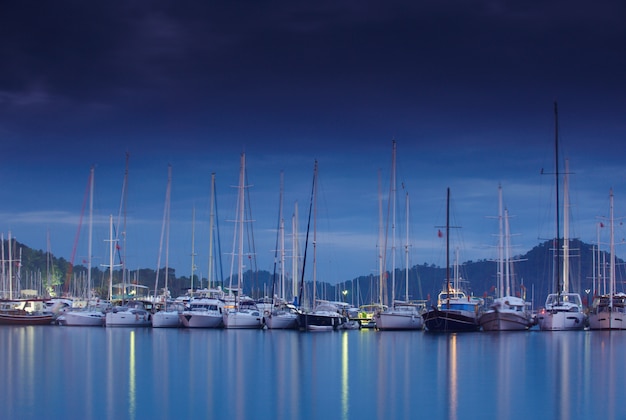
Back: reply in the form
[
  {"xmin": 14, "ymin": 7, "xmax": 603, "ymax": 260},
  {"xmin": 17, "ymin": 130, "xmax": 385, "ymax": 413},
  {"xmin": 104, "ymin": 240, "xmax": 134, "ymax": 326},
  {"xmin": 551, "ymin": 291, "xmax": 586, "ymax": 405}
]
[
  {"xmin": 2, "ymin": 328, "xmax": 626, "ymax": 419},
  {"xmin": 341, "ymin": 331, "xmax": 348, "ymax": 420},
  {"xmin": 129, "ymin": 330, "xmax": 136, "ymax": 420},
  {"xmin": 448, "ymin": 334, "xmax": 458, "ymax": 420}
]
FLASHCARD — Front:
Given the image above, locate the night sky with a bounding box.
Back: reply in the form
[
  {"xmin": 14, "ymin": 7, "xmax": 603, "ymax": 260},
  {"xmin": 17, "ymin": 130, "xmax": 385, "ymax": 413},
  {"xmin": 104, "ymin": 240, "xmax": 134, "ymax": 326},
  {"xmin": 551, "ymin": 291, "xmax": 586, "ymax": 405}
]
[{"xmin": 1, "ymin": 1, "xmax": 625, "ymax": 286}]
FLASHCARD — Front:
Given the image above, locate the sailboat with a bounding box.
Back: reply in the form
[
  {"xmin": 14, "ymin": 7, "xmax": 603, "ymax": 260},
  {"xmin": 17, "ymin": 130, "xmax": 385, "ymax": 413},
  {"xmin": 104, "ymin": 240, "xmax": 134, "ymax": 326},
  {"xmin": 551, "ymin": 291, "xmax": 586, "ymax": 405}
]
[
  {"xmin": 297, "ymin": 160, "xmax": 346, "ymax": 331},
  {"xmin": 152, "ymin": 165, "xmax": 182, "ymax": 328},
  {"xmin": 536, "ymin": 103, "xmax": 585, "ymax": 331},
  {"xmin": 357, "ymin": 168, "xmax": 388, "ymax": 329},
  {"xmin": 479, "ymin": 186, "xmax": 533, "ymax": 331},
  {"xmin": 264, "ymin": 172, "xmax": 299, "ymax": 330},
  {"xmin": 222, "ymin": 153, "xmax": 263, "ymax": 329},
  {"xmin": 588, "ymin": 189, "xmax": 626, "ymax": 329},
  {"xmin": 60, "ymin": 166, "xmax": 106, "ymax": 327},
  {"xmin": 375, "ymin": 192, "xmax": 425, "ymax": 330},
  {"xmin": 375, "ymin": 141, "xmax": 424, "ymax": 331},
  {"xmin": 104, "ymin": 214, "xmax": 152, "ymax": 327},
  {"xmin": 422, "ymin": 188, "xmax": 483, "ymax": 332},
  {"xmin": 179, "ymin": 173, "xmax": 225, "ymax": 329}
]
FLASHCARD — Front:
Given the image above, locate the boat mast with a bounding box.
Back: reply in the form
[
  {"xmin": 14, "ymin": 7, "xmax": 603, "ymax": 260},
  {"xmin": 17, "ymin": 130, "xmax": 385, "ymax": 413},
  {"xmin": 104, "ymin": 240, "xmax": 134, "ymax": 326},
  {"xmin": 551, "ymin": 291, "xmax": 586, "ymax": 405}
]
[
  {"xmin": 292, "ymin": 202, "xmax": 299, "ymax": 302},
  {"xmin": 497, "ymin": 185, "xmax": 504, "ymax": 299},
  {"xmin": 312, "ymin": 160, "xmax": 318, "ymax": 308},
  {"xmin": 107, "ymin": 215, "xmax": 114, "ymax": 301},
  {"xmin": 154, "ymin": 166, "xmax": 171, "ymax": 300},
  {"xmin": 405, "ymin": 192, "xmax": 410, "ymax": 302},
  {"xmin": 504, "ymin": 208, "xmax": 511, "ymax": 297},
  {"xmin": 609, "ymin": 189, "xmax": 615, "ymax": 312},
  {"xmin": 563, "ymin": 159, "xmax": 570, "ymax": 293},
  {"xmin": 238, "ymin": 155, "xmax": 245, "ymax": 304},
  {"xmin": 297, "ymin": 161, "xmax": 316, "ymax": 309},
  {"xmin": 191, "ymin": 206, "xmax": 196, "ymax": 295},
  {"xmin": 87, "ymin": 166, "xmax": 94, "ymax": 303},
  {"xmin": 279, "ymin": 171, "xmax": 285, "ymax": 300},
  {"xmin": 446, "ymin": 187, "xmax": 450, "ymax": 309},
  {"xmin": 208, "ymin": 173, "xmax": 216, "ymax": 290},
  {"xmin": 391, "ymin": 139, "xmax": 397, "ymax": 306},
  {"xmin": 164, "ymin": 167, "xmax": 171, "ymax": 300},
  {"xmin": 554, "ymin": 102, "xmax": 561, "ymax": 302},
  {"xmin": 378, "ymin": 169, "xmax": 384, "ymax": 307}
]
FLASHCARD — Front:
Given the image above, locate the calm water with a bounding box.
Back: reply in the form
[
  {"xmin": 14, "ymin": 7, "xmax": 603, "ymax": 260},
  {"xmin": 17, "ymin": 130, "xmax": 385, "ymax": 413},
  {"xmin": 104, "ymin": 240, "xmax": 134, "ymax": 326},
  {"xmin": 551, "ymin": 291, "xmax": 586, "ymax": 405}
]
[{"xmin": 0, "ymin": 326, "xmax": 622, "ymax": 420}]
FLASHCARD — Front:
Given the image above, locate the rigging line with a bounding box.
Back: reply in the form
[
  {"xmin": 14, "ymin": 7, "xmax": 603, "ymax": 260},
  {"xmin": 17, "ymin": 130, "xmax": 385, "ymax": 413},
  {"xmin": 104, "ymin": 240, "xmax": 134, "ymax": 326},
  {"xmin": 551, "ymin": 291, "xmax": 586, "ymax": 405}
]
[
  {"xmin": 66, "ymin": 167, "xmax": 92, "ymax": 293},
  {"xmin": 213, "ymin": 179, "xmax": 225, "ymax": 285},
  {"xmin": 270, "ymin": 171, "xmax": 283, "ymax": 303},
  {"xmin": 298, "ymin": 160, "xmax": 316, "ymax": 308}
]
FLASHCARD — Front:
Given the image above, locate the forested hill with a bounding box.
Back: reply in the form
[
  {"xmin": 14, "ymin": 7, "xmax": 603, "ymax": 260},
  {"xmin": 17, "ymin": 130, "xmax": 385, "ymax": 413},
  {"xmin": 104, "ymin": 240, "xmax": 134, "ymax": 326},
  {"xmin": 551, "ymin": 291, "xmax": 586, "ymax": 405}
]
[{"xmin": 5, "ymin": 238, "xmax": 619, "ymax": 309}]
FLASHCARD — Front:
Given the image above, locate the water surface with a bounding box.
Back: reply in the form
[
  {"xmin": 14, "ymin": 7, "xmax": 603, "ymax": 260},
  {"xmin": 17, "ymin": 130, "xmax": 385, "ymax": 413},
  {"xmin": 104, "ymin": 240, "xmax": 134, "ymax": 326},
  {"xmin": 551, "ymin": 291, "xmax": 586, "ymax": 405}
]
[{"xmin": 0, "ymin": 327, "xmax": 621, "ymax": 420}]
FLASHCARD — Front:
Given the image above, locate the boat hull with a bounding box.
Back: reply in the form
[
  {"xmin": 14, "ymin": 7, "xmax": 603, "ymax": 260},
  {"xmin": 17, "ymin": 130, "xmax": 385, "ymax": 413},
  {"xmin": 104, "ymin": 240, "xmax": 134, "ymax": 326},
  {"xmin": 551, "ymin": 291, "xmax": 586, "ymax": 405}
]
[
  {"xmin": 479, "ymin": 310, "xmax": 532, "ymax": 331},
  {"xmin": 423, "ymin": 308, "xmax": 480, "ymax": 332},
  {"xmin": 59, "ymin": 311, "xmax": 105, "ymax": 326},
  {"xmin": 179, "ymin": 311, "xmax": 223, "ymax": 328},
  {"xmin": 297, "ymin": 311, "xmax": 344, "ymax": 331},
  {"xmin": 537, "ymin": 310, "xmax": 585, "ymax": 331},
  {"xmin": 264, "ymin": 312, "xmax": 298, "ymax": 329},
  {"xmin": 223, "ymin": 310, "xmax": 263, "ymax": 329},
  {"xmin": 151, "ymin": 311, "xmax": 181, "ymax": 328},
  {"xmin": 105, "ymin": 310, "xmax": 152, "ymax": 327},
  {"xmin": 588, "ymin": 311, "xmax": 626, "ymax": 330},
  {"xmin": 0, "ymin": 313, "xmax": 55, "ymax": 325},
  {"xmin": 375, "ymin": 312, "xmax": 424, "ymax": 331}
]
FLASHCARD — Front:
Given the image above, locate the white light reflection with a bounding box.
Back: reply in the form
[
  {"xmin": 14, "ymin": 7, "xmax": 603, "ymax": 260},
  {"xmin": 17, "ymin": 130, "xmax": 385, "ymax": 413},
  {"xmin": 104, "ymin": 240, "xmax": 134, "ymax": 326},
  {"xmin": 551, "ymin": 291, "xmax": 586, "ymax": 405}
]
[
  {"xmin": 341, "ymin": 331, "xmax": 349, "ymax": 420},
  {"xmin": 129, "ymin": 330, "xmax": 136, "ymax": 420}
]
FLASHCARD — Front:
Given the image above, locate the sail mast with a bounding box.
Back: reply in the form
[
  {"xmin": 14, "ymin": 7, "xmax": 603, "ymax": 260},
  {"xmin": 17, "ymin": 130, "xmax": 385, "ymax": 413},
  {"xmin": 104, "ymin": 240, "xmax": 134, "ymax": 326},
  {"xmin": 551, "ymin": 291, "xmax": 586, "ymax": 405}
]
[
  {"xmin": 378, "ymin": 169, "xmax": 384, "ymax": 307},
  {"xmin": 208, "ymin": 173, "xmax": 216, "ymax": 290},
  {"xmin": 563, "ymin": 159, "xmax": 570, "ymax": 293},
  {"xmin": 391, "ymin": 139, "xmax": 397, "ymax": 306},
  {"xmin": 405, "ymin": 192, "xmax": 410, "ymax": 302},
  {"xmin": 292, "ymin": 202, "xmax": 299, "ymax": 302},
  {"xmin": 554, "ymin": 101, "xmax": 561, "ymax": 301},
  {"xmin": 87, "ymin": 166, "xmax": 94, "ymax": 302},
  {"xmin": 312, "ymin": 160, "xmax": 318, "ymax": 308},
  {"xmin": 446, "ymin": 187, "xmax": 450, "ymax": 309},
  {"xmin": 164, "ymin": 167, "xmax": 171, "ymax": 299},
  {"xmin": 610, "ymin": 189, "xmax": 615, "ymax": 311},
  {"xmin": 191, "ymin": 206, "xmax": 196, "ymax": 294}
]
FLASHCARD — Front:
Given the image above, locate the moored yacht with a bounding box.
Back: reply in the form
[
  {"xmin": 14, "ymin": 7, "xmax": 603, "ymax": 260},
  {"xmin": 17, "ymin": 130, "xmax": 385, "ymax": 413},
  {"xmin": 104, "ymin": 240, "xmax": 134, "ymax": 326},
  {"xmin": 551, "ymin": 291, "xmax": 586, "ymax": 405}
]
[
  {"xmin": 588, "ymin": 189, "xmax": 626, "ymax": 330},
  {"xmin": 536, "ymin": 293, "xmax": 585, "ymax": 331},
  {"xmin": 480, "ymin": 296, "xmax": 533, "ymax": 331},
  {"xmin": 180, "ymin": 297, "xmax": 224, "ymax": 328},
  {"xmin": 537, "ymin": 104, "xmax": 585, "ymax": 332},
  {"xmin": 422, "ymin": 189, "xmax": 483, "ymax": 332},
  {"xmin": 479, "ymin": 187, "xmax": 533, "ymax": 331},
  {"xmin": 105, "ymin": 300, "xmax": 152, "ymax": 327},
  {"xmin": 375, "ymin": 301, "xmax": 425, "ymax": 331}
]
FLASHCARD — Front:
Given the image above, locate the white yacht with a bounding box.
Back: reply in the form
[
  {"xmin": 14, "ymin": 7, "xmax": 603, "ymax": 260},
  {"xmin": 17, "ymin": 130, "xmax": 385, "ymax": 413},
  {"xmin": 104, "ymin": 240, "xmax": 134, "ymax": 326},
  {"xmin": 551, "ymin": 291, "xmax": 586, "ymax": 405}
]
[{"xmin": 105, "ymin": 300, "xmax": 152, "ymax": 327}]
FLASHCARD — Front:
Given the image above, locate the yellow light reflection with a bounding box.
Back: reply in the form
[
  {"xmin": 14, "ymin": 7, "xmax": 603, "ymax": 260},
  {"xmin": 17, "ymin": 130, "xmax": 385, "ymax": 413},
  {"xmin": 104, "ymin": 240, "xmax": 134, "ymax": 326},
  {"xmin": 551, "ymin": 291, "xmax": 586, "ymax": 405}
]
[
  {"xmin": 449, "ymin": 334, "xmax": 458, "ymax": 420},
  {"xmin": 341, "ymin": 331, "xmax": 349, "ymax": 420}
]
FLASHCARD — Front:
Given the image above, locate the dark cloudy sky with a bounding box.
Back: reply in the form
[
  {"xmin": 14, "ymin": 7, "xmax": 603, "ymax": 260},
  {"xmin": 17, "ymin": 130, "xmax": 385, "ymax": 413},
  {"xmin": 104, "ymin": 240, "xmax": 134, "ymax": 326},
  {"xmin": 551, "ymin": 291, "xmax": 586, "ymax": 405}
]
[{"xmin": 1, "ymin": 1, "xmax": 625, "ymax": 294}]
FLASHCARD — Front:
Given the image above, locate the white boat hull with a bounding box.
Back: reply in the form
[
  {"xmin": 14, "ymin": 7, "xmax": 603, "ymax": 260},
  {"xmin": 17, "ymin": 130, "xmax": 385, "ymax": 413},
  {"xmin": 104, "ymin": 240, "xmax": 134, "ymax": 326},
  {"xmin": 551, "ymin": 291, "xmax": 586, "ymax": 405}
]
[
  {"xmin": 375, "ymin": 312, "xmax": 424, "ymax": 330},
  {"xmin": 59, "ymin": 310, "xmax": 105, "ymax": 327},
  {"xmin": 588, "ymin": 311, "xmax": 626, "ymax": 330},
  {"xmin": 537, "ymin": 310, "xmax": 585, "ymax": 331},
  {"xmin": 264, "ymin": 312, "xmax": 298, "ymax": 329},
  {"xmin": 151, "ymin": 311, "xmax": 181, "ymax": 328},
  {"xmin": 105, "ymin": 310, "xmax": 152, "ymax": 327},
  {"xmin": 223, "ymin": 310, "xmax": 263, "ymax": 329},
  {"xmin": 179, "ymin": 311, "xmax": 223, "ymax": 328}
]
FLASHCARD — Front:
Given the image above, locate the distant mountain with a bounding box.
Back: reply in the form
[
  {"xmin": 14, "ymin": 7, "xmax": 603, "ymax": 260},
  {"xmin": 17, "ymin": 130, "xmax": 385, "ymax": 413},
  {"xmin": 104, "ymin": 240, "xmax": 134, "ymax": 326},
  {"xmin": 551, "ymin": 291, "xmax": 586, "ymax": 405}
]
[{"xmin": 4, "ymin": 238, "xmax": 618, "ymax": 309}]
